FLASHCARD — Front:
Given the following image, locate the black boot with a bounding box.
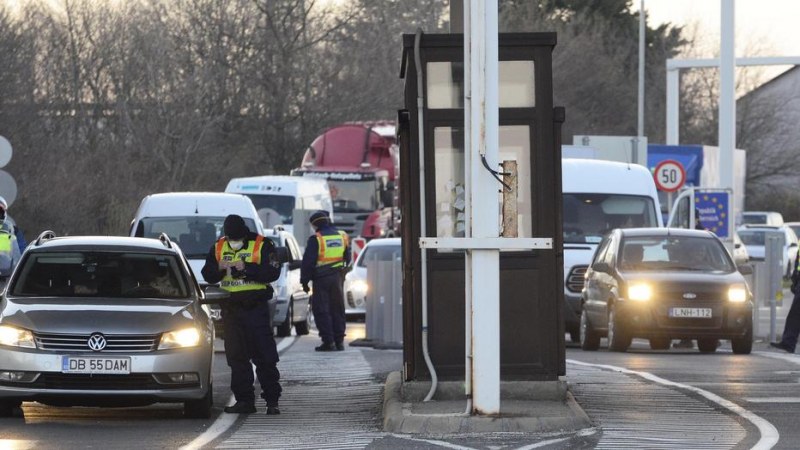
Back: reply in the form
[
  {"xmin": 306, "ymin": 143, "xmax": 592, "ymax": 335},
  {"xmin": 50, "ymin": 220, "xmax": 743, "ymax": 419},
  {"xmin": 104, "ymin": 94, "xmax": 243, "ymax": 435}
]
[
  {"xmin": 224, "ymin": 401, "xmax": 256, "ymax": 414},
  {"xmin": 335, "ymin": 342, "xmax": 345, "ymax": 351},
  {"xmin": 770, "ymin": 342, "xmax": 795, "ymax": 353},
  {"xmin": 266, "ymin": 404, "xmax": 281, "ymax": 415},
  {"xmin": 315, "ymin": 342, "xmax": 335, "ymax": 352}
]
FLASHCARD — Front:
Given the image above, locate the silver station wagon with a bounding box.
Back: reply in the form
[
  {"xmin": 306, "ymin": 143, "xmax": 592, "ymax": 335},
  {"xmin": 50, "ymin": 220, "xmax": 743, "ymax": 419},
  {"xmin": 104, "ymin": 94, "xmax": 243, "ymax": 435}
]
[{"xmin": 0, "ymin": 232, "xmax": 220, "ymax": 418}]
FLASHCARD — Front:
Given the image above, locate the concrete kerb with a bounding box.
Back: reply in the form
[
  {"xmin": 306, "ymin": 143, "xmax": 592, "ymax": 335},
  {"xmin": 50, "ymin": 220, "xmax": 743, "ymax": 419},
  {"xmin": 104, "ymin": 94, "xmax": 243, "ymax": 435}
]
[{"xmin": 382, "ymin": 371, "xmax": 592, "ymax": 435}]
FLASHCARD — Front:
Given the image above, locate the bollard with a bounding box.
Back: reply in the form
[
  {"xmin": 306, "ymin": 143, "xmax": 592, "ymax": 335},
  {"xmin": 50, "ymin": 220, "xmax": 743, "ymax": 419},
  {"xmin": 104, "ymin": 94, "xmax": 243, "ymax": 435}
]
[{"xmin": 363, "ymin": 246, "xmax": 403, "ymax": 349}]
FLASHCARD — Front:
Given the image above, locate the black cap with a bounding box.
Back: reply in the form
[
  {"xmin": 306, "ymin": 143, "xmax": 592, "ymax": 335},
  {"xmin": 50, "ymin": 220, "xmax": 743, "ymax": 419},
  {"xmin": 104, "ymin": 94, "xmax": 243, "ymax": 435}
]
[
  {"xmin": 223, "ymin": 214, "xmax": 248, "ymax": 240},
  {"xmin": 309, "ymin": 210, "xmax": 330, "ymax": 226}
]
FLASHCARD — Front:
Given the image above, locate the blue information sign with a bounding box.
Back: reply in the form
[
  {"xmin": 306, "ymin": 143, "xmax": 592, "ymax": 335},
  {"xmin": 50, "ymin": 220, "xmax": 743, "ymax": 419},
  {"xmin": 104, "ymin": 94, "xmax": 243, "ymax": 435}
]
[{"xmin": 694, "ymin": 191, "xmax": 729, "ymax": 238}]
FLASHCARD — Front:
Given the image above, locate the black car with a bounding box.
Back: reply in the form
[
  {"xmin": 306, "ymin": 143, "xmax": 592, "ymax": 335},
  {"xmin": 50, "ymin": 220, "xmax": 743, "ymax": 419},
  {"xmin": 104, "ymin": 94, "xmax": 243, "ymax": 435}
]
[{"xmin": 580, "ymin": 228, "xmax": 753, "ymax": 354}]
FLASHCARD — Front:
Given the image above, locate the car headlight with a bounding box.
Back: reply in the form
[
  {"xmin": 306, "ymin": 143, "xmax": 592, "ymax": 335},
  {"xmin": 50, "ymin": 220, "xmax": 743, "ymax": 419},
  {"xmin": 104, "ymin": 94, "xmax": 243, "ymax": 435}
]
[
  {"xmin": 0, "ymin": 325, "xmax": 36, "ymax": 348},
  {"xmin": 627, "ymin": 283, "xmax": 652, "ymax": 302},
  {"xmin": 159, "ymin": 328, "xmax": 201, "ymax": 350},
  {"xmin": 351, "ymin": 279, "xmax": 369, "ymax": 294},
  {"xmin": 728, "ymin": 284, "xmax": 748, "ymax": 303}
]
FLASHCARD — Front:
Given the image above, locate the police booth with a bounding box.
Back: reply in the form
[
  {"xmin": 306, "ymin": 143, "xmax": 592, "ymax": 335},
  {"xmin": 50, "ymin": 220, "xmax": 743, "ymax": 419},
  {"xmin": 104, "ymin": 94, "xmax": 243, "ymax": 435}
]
[{"xmin": 398, "ymin": 32, "xmax": 565, "ymax": 382}]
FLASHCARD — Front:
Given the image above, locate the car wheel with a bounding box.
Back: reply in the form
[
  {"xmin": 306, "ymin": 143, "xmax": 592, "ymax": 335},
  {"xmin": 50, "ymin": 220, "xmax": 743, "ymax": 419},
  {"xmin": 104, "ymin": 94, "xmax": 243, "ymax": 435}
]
[
  {"xmin": 649, "ymin": 337, "xmax": 671, "ymax": 350},
  {"xmin": 607, "ymin": 304, "xmax": 631, "ymax": 352},
  {"xmin": 294, "ymin": 299, "xmax": 310, "ymax": 336},
  {"xmin": 697, "ymin": 338, "xmax": 719, "ymax": 353},
  {"xmin": 0, "ymin": 400, "xmax": 21, "ymax": 418},
  {"xmin": 732, "ymin": 325, "xmax": 753, "ymax": 355},
  {"xmin": 184, "ymin": 383, "xmax": 212, "ymax": 419},
  {"xmin": 276, "ymin": 303, "xmax": 293, "ymax": 337},
  {"xmin": 580, "ymin": 308, "xmax": 600, "ymax": 351}
]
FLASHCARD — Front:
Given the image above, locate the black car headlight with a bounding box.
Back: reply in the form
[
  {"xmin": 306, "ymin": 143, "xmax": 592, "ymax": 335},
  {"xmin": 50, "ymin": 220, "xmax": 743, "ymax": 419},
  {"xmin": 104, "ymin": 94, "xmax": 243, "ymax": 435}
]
[{"xmin": 0, "ymin": 325, "xmax": 36, "ymax": 349}]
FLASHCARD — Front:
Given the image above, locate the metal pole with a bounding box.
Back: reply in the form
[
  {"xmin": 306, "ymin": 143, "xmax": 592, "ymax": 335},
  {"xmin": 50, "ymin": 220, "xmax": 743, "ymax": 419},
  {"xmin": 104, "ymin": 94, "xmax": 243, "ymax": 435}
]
[
  {"xmin": 719, "ymin": 0, "xmax": 735, "ymax": 192},
  {"xmin": 469, "ymin": 0, "xmax": 500, "ymax": 415},
  {"xmin": 463, "ymin": 0, "xmax": 474, "ymax": 415},
  {"xmin": 666, "ymin": 69, "xmax": 679, "ymax": 145},
  {"xmin": 637, "ymin": 0, "xmax": 645, "ymax": 162}
]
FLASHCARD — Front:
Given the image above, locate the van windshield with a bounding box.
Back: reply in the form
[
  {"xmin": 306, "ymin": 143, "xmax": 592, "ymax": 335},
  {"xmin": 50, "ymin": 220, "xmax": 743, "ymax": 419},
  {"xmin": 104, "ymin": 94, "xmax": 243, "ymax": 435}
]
[
  {"xmin": 137, "ymin": 216, "xmax": 257, "ymax": 259},
  {"xmin": 244, "ymin": 194, "xmax": 295, "ymax": 227},
  {"xmin": 563, "ymin": 194, "xmax": 658, "ymax": 244}
]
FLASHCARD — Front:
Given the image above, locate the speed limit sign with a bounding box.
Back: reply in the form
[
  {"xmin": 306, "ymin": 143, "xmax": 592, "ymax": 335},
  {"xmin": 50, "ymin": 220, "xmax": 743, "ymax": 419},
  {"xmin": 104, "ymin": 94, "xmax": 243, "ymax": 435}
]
[{"xmin": 653, "ymin": 160, "xmax": 686, "ymax": 192}]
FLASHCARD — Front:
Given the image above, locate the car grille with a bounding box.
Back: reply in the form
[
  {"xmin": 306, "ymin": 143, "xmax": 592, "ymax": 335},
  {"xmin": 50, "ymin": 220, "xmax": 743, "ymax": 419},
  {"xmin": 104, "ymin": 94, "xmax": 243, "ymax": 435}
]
[
  {"xmin": 34, "ymin": 333, "xmax": 160, "ymax": 353},
  {"xmin": 24, "ymin": 374, "xmax": 194, "ymax": 390},
  {"xmin": 566, "ymin": 265, "xmax": 588, "ymax": 293}
]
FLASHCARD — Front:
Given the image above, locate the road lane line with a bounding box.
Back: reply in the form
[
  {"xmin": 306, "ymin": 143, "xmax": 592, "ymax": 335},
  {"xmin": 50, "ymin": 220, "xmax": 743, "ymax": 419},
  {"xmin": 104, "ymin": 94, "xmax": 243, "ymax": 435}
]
[
  {"xmin": 567, "ymin": 359, "xmax": 780, "ymax": 450},
  {"xmin": 754, "ymin": 350, "xmax": 800, "ymax": 365},
  {"xmin": 179, "ymin": 336, "xmax": 296, "ymax": 450},
  {"xmin": 745, "ymin": 397, "xmax": 800, "ymax": 403},
  {"xmin": 388, "ymin": 434, "xmax": 478, "ymax": 450}
]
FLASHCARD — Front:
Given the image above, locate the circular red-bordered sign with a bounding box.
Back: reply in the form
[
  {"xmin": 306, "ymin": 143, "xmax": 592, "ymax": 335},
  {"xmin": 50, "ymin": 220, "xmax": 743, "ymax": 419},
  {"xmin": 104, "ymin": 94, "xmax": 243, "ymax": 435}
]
[{"xmin": 653, "ymin": 160, "xmax": 686, "ymax": 192}]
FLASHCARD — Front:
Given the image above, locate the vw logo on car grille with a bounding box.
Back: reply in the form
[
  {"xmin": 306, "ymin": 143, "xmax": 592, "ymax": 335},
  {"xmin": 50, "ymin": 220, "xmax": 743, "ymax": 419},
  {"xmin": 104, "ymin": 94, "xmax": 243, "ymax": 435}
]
[
  {"xmin": 87, "ymin": 333, "xmax": 107, "ymax": 351},
  {"xmin": 682, "ymin": 293, "xmax": 697, "ymax": 299}
]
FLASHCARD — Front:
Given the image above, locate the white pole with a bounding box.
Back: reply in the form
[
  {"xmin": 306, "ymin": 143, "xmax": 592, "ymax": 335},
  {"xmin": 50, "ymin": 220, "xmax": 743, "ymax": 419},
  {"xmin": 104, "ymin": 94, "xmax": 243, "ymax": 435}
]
[
  {"xmin": 462, "ymin": 0, "xmax": 474, "ymax": 415},
  {"xmin": 469, "ymin": 0, "xmax": 500, "ymax": 415},
  {"xmin": 719, "ymin": 0, "xmax": 735, "ymax": 191},
  {"xmin": 637, "ymin": 0, "xmax": 645, "ymax": 162},
  {"xmin": 666, "ymin": 68, "xmax": 679, "ymax": 145}
]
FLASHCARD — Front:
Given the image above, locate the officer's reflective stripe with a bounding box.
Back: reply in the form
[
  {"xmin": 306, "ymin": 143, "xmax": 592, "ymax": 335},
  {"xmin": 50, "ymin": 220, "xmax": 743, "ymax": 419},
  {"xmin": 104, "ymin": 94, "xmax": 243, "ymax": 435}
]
[
  {"xmin": 221, "ymin": 280, "xmax": 262, "ymax": 287},
  {"xmin": 0, "ymin": 233, "xmax": 11, "ymax": 253},
  {"xmin": 251, "ymin": 235, "xmax": 263, "ymax": 264}
]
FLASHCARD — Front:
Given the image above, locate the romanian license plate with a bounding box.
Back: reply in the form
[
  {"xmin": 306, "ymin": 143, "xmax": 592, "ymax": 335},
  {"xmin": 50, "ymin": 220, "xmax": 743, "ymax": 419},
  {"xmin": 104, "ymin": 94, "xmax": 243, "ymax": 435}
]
[
  {"xmin": 61, "ymin": 356, "xmax": 131, "ymax": 374},
  {"xmin": 669, "ymin": 307, "xmax": 712, "ymax": 318}
]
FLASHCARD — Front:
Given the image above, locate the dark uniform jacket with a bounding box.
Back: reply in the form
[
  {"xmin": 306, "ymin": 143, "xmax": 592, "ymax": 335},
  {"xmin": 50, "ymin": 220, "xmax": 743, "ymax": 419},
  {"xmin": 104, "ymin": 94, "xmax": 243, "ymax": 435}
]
[
  {"xmin": 201, "ymin": 231, "xmax": 282, "ymax": 304},
  {"xmin": 301, "ymin": 224, "xmax": 351, "ymax": 285}
]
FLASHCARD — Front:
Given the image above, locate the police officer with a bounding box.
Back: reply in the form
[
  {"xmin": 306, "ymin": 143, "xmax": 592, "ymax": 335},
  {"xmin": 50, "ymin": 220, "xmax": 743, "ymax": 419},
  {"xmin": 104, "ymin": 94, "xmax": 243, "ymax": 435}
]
[
  {"xmin": 772, "ymin": 250, "xmax": 800, "ymax": 353},
  {"xmin": 201, "ymin": 214, "xmax": 282, "ymax": 414},
  {"xmin": 301, "ymin": 210, "xmax": 351, "ymax": 352},
  {"xmin": 0, "ymin": 197, "xmax": 20, "ymax": 283}
]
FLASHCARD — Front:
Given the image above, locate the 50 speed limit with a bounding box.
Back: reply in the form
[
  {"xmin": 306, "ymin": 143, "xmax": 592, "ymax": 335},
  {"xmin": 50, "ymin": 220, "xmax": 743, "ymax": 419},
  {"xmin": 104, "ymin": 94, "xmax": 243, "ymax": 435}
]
[{"xmin": 653, "ymin": 160, "xmax": 685, "ymax": 192}]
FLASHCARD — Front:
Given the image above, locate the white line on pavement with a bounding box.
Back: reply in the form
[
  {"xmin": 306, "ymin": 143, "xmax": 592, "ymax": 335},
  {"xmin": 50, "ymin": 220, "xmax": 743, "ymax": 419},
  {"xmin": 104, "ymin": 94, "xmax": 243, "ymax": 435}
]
[
  {"xmin": 513, "ymin": 428, "xmax": 598, "ymax": 450},
  {"xmin": 388, "ymin": 434, "xmax": 478, "ymax": 450},
  {"xmin": 179, "ymin": 336, "xmax": 296, "ymax": 450},
  {"xmin": 754, "ymin": 350, "xmax": 800, "ymax": 365},
  {"xmin": 745, "ymin": 397, "xmax": 800, "ymax": 403},
  {"xmin": 567, "ymin": 359, "xmax": 780, "ymax": 450}
]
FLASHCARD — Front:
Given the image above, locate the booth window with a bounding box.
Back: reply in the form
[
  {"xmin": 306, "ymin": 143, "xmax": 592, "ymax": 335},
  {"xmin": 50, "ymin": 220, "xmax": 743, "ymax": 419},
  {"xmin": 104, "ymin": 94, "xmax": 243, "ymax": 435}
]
[{"xmin": 426, "ymin": 61, "xmax": 535, "ymax": 109}]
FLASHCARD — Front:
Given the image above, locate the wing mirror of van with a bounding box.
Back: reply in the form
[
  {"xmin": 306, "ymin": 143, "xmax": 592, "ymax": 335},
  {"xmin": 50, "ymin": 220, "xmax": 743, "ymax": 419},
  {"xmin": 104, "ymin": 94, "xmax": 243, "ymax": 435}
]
[
  {"xmin": 592, "ymin": 262, "xmax": 611, "ymax": 273},
  {"xmin": 201, "ymin": 286, "xmax": 230, "ymax": 304},
  {"xmin": 271, "ymin": 247, "xmax": 290, "ymax": 264},
  {"xmin": 738, "ymin": 264, "xmax": 754, "ymax": 275},
  {"xmin": 288, "ymin": 260, "xmax": 302, "ymax": 271}
]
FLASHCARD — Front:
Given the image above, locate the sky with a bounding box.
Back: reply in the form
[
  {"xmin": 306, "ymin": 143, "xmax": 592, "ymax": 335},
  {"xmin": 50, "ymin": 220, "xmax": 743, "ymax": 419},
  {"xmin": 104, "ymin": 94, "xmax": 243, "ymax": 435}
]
[{"xmin": 633, "ymin": 0, "xmax": 800, "ymax": 80}]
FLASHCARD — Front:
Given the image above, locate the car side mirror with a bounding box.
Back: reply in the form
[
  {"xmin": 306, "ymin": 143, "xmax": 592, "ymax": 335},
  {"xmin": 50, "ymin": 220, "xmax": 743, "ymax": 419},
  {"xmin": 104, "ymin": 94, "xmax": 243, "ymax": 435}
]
[
  {"xmin": 288, "ymin": 260, "xmax": 302, "ymax": 271},
  {"xmin": 791, "ymin": 243, "xmax": 798, "ymax": 248},
  {"xmin": 272, "ymin": 246, "xmax": 290, "ymax": 264},
  {"xmin": 734, "ymin": 242, "xmax": 742, "ymax": 249},
  {"xmin": 200, "ymin": 286, "xmax": 230, "ymax": 304},
  {"xmin": 592, "ymin": 262, "xmax": 611, "ymax": 273},
  {"xmin": 738, "ymin": 264, "xmax": 754, "ymax": 275}
]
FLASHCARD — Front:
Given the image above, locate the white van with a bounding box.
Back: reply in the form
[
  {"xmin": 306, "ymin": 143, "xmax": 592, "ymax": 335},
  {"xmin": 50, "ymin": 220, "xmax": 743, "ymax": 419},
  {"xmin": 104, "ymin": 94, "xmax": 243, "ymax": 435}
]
[
  {"xmin": 741, "ymin": 211, "xmax": 784, "ymax": 227},
  {"xmin": 224, "ymin": 175, "xmax": 333, "ymax": 235},
  {"xmin": 129, "ymin": 192, "xmax": 264, "ymax": 284},
  {"xmin": 562, "ymin": 159, "xmax": 663, "ymax": 342}
]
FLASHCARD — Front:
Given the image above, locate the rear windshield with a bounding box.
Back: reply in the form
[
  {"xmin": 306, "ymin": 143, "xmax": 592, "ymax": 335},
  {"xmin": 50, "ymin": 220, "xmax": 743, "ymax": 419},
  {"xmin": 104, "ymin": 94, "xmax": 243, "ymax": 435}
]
[
  {"xmin": 11, "ymin": 252, "xmax": 190, "ymax": 298},
  {"xmin": 357, "ymin": 245, "xmax": 402, "ymax": 268},
  {"xmin": 135, "ymin": 216, "xmax": 257, "ymax": 259}
]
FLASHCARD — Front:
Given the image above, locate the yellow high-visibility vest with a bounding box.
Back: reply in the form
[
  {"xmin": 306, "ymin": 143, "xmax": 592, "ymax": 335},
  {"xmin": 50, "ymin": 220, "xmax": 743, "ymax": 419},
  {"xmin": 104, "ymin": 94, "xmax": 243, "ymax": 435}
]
[
  {"xmin": 214, "ymin": 236, "xmax": 268, "ymax": 293},
  {"xmin": 316, "ymin": 230, "xmax": 349, "ymax": 269}
]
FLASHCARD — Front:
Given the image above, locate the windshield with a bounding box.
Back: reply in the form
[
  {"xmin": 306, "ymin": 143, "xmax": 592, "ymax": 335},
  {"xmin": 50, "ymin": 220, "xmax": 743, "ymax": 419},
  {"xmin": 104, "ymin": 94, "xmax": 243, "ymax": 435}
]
[
  {"xmin": 245, "ymin": 194, "xmax": 295, "ymax": 227},
  {"xmin": 742, "ymin": 214, "xmax": 767, "ymax": 225},
  {"xmin": 328, "ymin": 180, "xmax": 378, "ymax": 212},
  {"xmin": 137, "ymin": 216, "xmax": 257, "ymax": 259},
  {"xmin": 563, "ymin": 194, "xmax": 658, "ymax": 244},
  {"xmin": 11, "ymin": 252, "xmax": 190, "ymax": 298},
  {"xmin": 356, "ymin": 245, "xmax": 402, "ymax": 268},
  {"xmin": 738, "ymin": 231, "xmax": 765, "ymax": 246},
  {"xmin": 619, "ymin": 236, "xmax": 735, "ymax": 272}
]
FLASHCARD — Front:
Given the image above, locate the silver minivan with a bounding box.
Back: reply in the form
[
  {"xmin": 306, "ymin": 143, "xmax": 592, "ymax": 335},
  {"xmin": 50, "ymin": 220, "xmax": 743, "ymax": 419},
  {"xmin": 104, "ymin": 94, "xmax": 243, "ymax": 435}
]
[{"xmin": 0, "ymin": 233, "xmax": 217, "ymax": 418}]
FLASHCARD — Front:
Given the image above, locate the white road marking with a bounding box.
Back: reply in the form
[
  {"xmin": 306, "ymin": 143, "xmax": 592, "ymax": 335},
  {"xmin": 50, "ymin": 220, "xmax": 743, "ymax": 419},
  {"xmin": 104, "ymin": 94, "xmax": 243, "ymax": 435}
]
[
  {"xmin": 179, "ymin": 336, "xmax": 296, "ymax": 450},
  {"xmin": 388, "ymin": 434, "xmax": 477, "ymax": 450},
  {"xmin": 754, "ymin": 350, "xmax": 800, "ymax": 365},
  {"xmin": 568, "ymin": 359, "xmax": 780, "ymax": 450},
  {"xmin": 745, "ymin": 397, "xmax": 800, "ymax": 403},
  {"xmin": 512, "ymin": 428, "xmax": 598, "ymax": 450}
]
